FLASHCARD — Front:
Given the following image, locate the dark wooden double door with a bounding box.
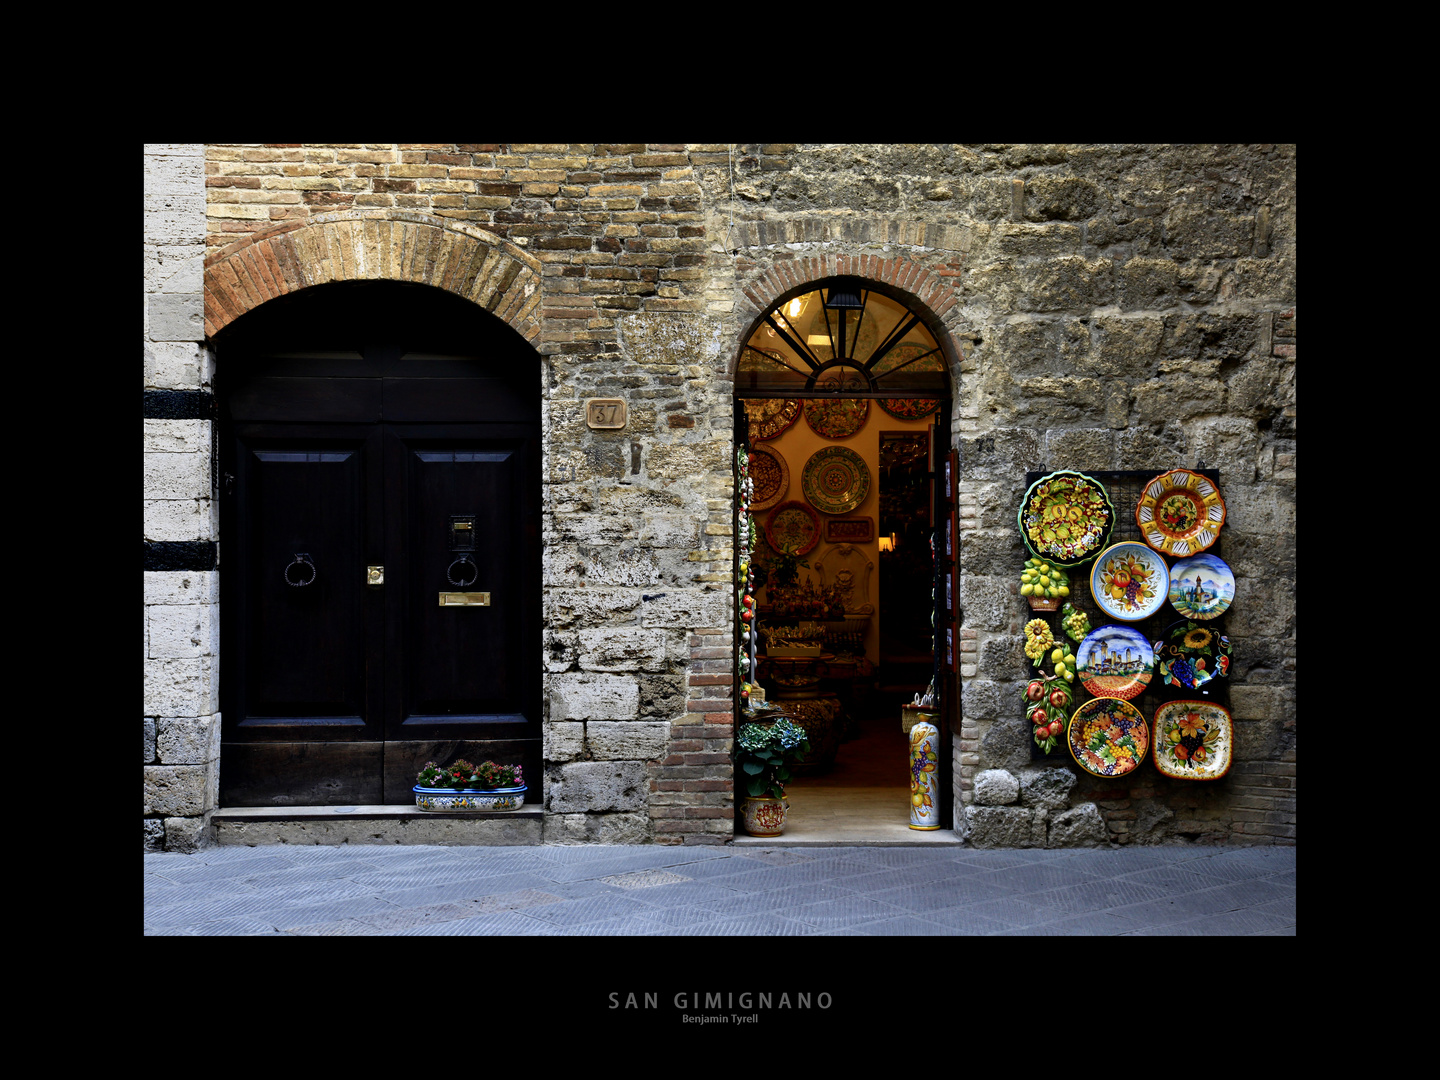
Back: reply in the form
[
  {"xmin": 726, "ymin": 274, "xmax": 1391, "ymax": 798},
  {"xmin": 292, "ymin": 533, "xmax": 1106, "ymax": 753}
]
[{"xmin": 218, "ymin": 283, "xmax": 541, "ymax": 806}]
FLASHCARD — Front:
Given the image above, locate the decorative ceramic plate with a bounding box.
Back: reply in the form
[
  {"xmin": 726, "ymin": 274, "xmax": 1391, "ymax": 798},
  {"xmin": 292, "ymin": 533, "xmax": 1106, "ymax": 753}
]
[
  {"xmin": 765, "ymin": 501, "xmax": 822, "ymax": 556},
  {"xmin": 1152, "ymin": 701, "xmax": 1234, "ymax": 781},
  {"xmin": 803, "ymin": 396, "xmax": 869, "ymax": 440},
  {"xmin": 1155, "ymin": 620, "xmax": 1233, "ymax": 691},
  {"xmin": 1090, "ymin": 541, "xmax": 1170, "ymax": 622},
  {"xmin": 1018, "ymin": 471, "xmax": 1115, "ymax": 566},
  {"xmin": 874, "ymin": 342, "xmax": 945, "ymax": 420},
  {"xmin": 801, "ymin": 446, "xmax": 871, "ymax": 515},
  {"xmin": 1068, "ymin": 697, "xmax": 1150, "ymax": 778},
  {"xmin": 1075, "ymin": 625, "xmax": 1155, "ymax": 701},
  {"xmin": 1168, "ymin": 553, "xmax": 1235, "ymax": 621},
  {"xmin": 1136, "ymin": 469, "xmax": 1226, "ymax": 556},
  {"xmin": 743, "ymin": 398, "xmax": 802, "ymax": 442},
  {"xmin": 748, "ymin": 445, "xmax": 790, "ymax": 512}
]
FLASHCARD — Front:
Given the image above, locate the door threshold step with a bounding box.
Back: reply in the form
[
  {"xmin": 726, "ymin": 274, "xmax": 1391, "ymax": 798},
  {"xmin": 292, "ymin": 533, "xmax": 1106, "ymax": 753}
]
[{"xmin": 213, "ymin": 804, "xmax": 543, "ymax": 822}]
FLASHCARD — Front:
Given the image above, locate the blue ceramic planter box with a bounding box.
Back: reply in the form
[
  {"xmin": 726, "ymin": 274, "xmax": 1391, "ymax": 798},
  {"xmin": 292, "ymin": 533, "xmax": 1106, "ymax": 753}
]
[{"xmin": 413, "ymin": 785, "xmax": 527, "ymax": 812}]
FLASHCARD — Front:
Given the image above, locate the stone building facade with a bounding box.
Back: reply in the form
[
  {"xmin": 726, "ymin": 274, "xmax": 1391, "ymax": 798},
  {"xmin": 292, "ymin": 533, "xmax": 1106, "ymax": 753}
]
[{"xmin": 144, "ymin": 143, "xmax": 1296, "ymax": 852}]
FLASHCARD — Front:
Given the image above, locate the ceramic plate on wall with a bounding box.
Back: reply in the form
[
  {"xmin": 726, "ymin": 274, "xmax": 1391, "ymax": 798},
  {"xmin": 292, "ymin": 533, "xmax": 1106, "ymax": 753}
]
[
  {"xmin": 803, "ymin": 397, "xmax": 869, "ymax": 440},
  {"xmin": 743, "ymin": 398, "xmax": 802, "ymax": 442},
  {"xmin": 1075, "ymin": 625, "xmax": 1155, "ymax": 701},
  {"xmin": 801, "ymin": 446, "xmax": 871, "ymax": 515},
  {"xmin": 1155, "ymin": 620, "xmax": 1233, "ymax": 691},
  {"xmin": 1167, "ymin": 553, "xmax": 1235, "ymax": 620},
  {"xmin": 748, "ymin": 445, "xmax": 790, "ymax": 512},
  {"xmin": 1017, "ymin": 471, "xmax": 1114, "ymax": 566},
  {"xmin": 1090, "ymin": 541, "xmax": 1170, "ymax": 622},
  {"xmin": 1135, "ymin": 469, "xmax": 1226, "ymax": 556},
  {"xmin": 1068, "ymin": 697, "xmax": 1150, "ymax": 779},
  {"xmin": 1152, "ymin": 700, "xmax": 1233, "ymax": 780},
  {"xmin": 765, "ymin": 501, "xmax": 822, "ymax": 556}
]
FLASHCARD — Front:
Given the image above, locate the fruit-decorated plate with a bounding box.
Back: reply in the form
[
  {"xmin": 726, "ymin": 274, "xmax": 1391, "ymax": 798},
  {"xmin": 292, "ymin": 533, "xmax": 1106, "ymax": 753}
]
[
  {"xmin": 1154, "ymin": 620, "xmax": 1233, "ymax": 691},
  {"xmin": 1017, "ymin": 471, "xmax": 1115, "ymax": 566},
  {"xmin": 1068, "ymin": 697, "xmax": 1150, "ymax": 779},
  {"xmin": 1135, "ymin": 469, "xmax": 1226, "ymax": 557},
  {"xmin": 747, "ymin": 445, "xmax": 790, "ymax": 512},
  {"xmin": 1152, "ymin": 700, "xmax": 1234, "ymax": 781},
  {"xmin": 803, "ymin": 396, "xmax": 869, "ymax": 440},
  {"xmin": 765, "ymin": 501, "xmax": 822, "ymax": 556},
  {"xmin": 1090, "ymin": 541, "xmax": 1170, "ymax": 622},
  {"xmin": 1075, "ymin": 625, "xmax": 1155, "ymax": 701},
  {"xmin": 743, "ymin": 398, "xmax": 802, "ymax": 442},
  {"xmin": 801, "ymin": 446, "xmax": 871, "ymax": 515},
  {"xmin": 1167, "ymin": 552, "xmax": 1235, "ymax": 621}
]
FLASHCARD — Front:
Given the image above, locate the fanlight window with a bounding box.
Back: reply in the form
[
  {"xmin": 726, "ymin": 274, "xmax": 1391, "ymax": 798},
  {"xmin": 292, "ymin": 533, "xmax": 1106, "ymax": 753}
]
[{"xmin": 738, "ymin": 278, "xmax": 946, "ymax": 399}]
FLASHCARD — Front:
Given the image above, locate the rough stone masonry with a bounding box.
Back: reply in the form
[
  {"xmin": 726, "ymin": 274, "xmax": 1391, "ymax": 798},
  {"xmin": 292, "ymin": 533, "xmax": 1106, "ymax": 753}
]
[{"xmin": 144, "ymin": 144, "xmax": 1295, "ymax": 851}]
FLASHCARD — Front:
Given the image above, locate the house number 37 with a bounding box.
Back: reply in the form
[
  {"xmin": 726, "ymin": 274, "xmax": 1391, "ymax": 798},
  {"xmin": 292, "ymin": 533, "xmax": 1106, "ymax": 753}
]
[{"xmin": 585, "ymin": 398, "xmax": 627, "ymax": 429}]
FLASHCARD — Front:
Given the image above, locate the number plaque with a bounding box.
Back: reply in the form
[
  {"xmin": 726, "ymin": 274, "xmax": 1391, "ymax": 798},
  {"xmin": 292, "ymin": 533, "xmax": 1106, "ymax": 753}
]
[{"xmin": 585, "ymin": 398, "xmax": 627, "ymax": 430}]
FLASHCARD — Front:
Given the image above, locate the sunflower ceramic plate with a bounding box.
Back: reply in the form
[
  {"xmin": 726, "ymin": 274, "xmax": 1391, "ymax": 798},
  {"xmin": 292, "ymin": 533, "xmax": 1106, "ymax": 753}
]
[
  {"xmin": 1090, "ymin": 541, "xmax": 1170, "ymax": 622},
  {"xmin": 765, "ymin": 501, "xmax": 822, "ymax": 556},
  {"xmin": 1068, "ymin": 697, "xmax": 1149, "ymax": 779},
  {"xmin": 1152, "ymin": 700, "xmax": 1233, "ymax": 781},
  {"xmin": 1017, "ymin": 471, "xmax": 1114, "ymax": 566},
  {"xmin": 801, "ymin": 446, "xmax": 871, "ymax": 515},
  {"xmin": 1167, "ymin": 553, "xmax": 1235, "ymax": 620},
  {"xmin": 743, "ymin": 398, "xmax": 802, "ymax": 443},
  {"xmin": 747, "ymin": 445, "xmax": 790, "ymax": 512},
  {"xmin": 1155, "ymin": 620, "xmax": 1233, "ymax": 691},
  {"xmin": 1135, "ymin": 469, "xmax": 1226, "ymax": 556},
  {"xmin": 1075, "ymin": 625, "xmax": 1155, "ymax": 701},
  {"xmin": 803, "ymin": 397, "xmax": 869, "ymax": 440}
]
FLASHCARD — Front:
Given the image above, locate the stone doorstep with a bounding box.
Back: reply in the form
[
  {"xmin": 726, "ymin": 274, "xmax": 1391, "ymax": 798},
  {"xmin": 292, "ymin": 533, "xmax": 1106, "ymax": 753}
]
[
  {"xmin": 731, "ymin": 831, "xmax": 962, "ymax": 847},
  {"xmin": 212, "ymin": 804, "xmax": 544, "ymax": 822},
  {"xmin": 211, "ymin": 804, "xmax": 546, "ymax": 846}
]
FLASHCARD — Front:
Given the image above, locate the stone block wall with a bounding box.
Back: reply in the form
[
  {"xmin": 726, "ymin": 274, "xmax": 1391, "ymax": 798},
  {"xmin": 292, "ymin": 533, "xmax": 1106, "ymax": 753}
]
[{"xmin": 146, "ymin": 143, "xmax": 1295, "ymax": 850}]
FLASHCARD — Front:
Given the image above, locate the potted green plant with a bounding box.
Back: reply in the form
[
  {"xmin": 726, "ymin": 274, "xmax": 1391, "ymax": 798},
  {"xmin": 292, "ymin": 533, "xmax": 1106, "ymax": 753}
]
[
  {"xmin": 413, "ymin": 758, "xmax": 527, "ymax": 812},
  {"xmin": 733, "ymin": 717, "xmax": 810, "ymax": 836}
]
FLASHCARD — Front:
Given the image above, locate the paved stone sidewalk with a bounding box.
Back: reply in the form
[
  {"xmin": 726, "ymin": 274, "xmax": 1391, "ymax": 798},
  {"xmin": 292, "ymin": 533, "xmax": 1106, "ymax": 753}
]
[{"xmin": 144, "ymin": 843, "xmax": 1295, "ymax": 936}]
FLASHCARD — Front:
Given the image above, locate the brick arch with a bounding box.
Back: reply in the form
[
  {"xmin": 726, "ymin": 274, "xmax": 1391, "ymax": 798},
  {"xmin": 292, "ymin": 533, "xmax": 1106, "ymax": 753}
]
[
  {"xmin": 202, "ymin": 210, "xmax": 544, "ymax": 341},
  {"xmin": 731, "ymin": 251, "xmax": 965, "ymax": 380}
]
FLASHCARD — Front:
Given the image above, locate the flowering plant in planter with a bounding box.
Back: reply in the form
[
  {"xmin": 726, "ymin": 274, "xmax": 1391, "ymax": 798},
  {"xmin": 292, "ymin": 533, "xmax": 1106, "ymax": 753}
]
[
  {"xmin": 734, "ymin": 717, "xmax": 810, "ymax": 799},
  {"xmin": 416, "ymin": 758, "xmax": 523, "ymax": 790}
]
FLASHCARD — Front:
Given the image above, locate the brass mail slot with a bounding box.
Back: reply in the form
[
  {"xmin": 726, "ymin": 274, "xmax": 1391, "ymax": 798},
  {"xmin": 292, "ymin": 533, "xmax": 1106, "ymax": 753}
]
[{"xmin": 439, "ymin": 592, "xmax": 491, "ymax": 606}]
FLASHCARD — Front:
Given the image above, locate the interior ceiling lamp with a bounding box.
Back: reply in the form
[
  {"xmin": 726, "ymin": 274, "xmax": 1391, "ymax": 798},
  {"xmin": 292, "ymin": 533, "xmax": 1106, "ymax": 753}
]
[{"xmin": 823, "ymin": 278, "xmax": 864, "ymax": 309}]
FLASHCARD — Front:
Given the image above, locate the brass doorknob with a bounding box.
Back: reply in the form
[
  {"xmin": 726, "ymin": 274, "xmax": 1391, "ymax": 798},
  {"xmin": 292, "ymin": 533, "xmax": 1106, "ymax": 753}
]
[{"xmin": 367, "ymin": 565, "xmax": 384, "ymax": 585}]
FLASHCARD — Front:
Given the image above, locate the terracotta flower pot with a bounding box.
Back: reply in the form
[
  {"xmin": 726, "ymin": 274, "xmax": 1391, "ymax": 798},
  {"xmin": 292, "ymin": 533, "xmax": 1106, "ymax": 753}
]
[{"xmin": 740, "ymin": 796, "xmax": 787, "ymax": 836}]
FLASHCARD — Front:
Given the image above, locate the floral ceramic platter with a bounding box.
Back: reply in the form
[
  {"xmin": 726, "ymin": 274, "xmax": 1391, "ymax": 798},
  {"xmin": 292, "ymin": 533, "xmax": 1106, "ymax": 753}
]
[
  {"xmin": 1135, "ymin": 469, "xmax": 1226, "ymax": 557},
  {"xmin": 765, "ymin": 501, "xmax": 822, "ymax": 556},
  {"xmin": 1017, "ymin": 471, "xmax": 1115, "ymax": 567},
  {"xmin": 1152, "ymin": 700, "xmax": 1234, "ymax": 781},
  {"xmin": 801, "ymin": 446, "xmax": 871, "ymax": 515},
  {"xmin": 748, "ymin": 445, "xmax": 790, "ymax": 512},
  {"xmin": 1075, "ymin": 624, "xmax": 1155, "ymax": 701},
  {"xmin": 874, "ymin": 342, "xmax": 945, "ymax": 420},
  {"xmin": 1154, "ymin": 620, "xmax": 1233, "ymax": 691},
  {"xmin": 743, "ymin": 398, "xmax": 802, "ymax": 442},
  {"xmin": 803, "ymin": 396, "xmax": 869, "ymax": 440},
  {"xmin": 1090, "ymin": 541, "xmax": 1170, "ymax": 622},
  {"xmin": 1167, "ymin": 552, "xmax": 1235, "ymax": 621},
  {"xmin": 1068, "ymin": 697, "xmax": 1150, "ymax": 778}
]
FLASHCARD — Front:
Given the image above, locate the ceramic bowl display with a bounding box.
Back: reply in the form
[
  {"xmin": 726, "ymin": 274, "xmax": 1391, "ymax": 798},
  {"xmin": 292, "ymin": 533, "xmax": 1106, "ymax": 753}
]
[
  {"xmin": 1075, "ymin": 624, "xmax": 1155, "ymax": 701},
  {"xmin": 1017, "ymin": 471, "xmax": 1115, "ymax": 566},
  {"xmin": 413, "ymin": 785, "xmax": 527, "ymax": 812},
  {"xmin": 765, "ymin": 501, "xmax": 822, "ymax": 556},
  {"xmin": 1167, "ymin": 553, "xmax": 1235, "ymax": 620},
  {"xmin": 1090, "ymin": 541, "xmax": 1170, "ymax": 622},
  {"xmin": 1135, "ymin": 469, "xmax": 1226, "ymax": 557},
  {"xmin": 747, "ymin": 445, "xmax": 790, "ymax": 512},
  {"xmin": 1068, "ymin": 697, "xmax": 1150, "ymax": 778},
  {"xmin": 1152, "ymin": 701, "xmax": 1234, "ymax": 781},
  {"xmin": 1155, "ymin": 620, "xmax": 1233, "ymax": 691},
  {"xmin": 801, "ymin": 446, "xmax": 871, "ymax": 515}
]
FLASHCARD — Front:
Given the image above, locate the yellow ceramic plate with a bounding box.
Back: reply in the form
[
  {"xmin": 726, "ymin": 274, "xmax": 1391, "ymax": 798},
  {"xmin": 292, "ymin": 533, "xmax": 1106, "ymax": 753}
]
[{"xmin": 1135, "ymin": 469, "xmax": 1226, "ymax": 556}]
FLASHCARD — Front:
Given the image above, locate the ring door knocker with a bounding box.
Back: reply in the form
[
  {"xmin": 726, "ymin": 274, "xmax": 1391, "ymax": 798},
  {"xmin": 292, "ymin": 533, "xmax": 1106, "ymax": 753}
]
[
  {"xmin": 285, "ymin": 552, "xmax": 316, "ymax": 587},
  {"xmin": 447, "ymin": 553, "xmax": 479, "ymax": 587},
  {"xmin": 448, "ymin": 514, "xmax": 478, "ymax": 586}
]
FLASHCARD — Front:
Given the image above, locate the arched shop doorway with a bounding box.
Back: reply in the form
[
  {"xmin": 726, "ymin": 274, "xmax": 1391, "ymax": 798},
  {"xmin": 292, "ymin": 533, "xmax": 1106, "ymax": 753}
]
[{"xmin": 734, "ymin": 276, "xmax": 958, "ymax": 841}]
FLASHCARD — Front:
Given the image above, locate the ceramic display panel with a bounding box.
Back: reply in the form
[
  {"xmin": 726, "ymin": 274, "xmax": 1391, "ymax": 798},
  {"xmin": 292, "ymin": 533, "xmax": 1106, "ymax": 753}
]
[
  {"xmin": 1135, "ymin": 469, "xmax": 1226, "ymax": 557},
  {"xmin": 1167, "ymin": 553, "xmax": 1235, "ymax": 621},
  {"xmin": 1090, "ymin": 541, "xmax": 1170, "ymax": 622},
  {"xmin": 1075, "ymin": 624, "xmax": 1155, "ymax": 701},
  {"xmin": 1068, "ymin": 697, "xmax": 1150, "ymax": 778},
  {"xmin": 1152, "ymin": 700, "xmax": 1234, "ymax": 781}
]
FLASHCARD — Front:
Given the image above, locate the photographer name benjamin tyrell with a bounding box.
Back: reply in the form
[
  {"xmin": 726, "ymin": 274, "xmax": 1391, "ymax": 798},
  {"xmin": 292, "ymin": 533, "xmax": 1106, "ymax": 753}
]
[{"xmin": 608, "ymin": 991, "xmax": 832, "ymax": 1012}]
